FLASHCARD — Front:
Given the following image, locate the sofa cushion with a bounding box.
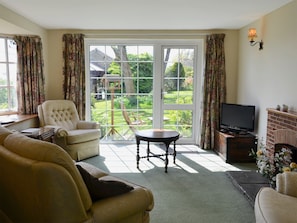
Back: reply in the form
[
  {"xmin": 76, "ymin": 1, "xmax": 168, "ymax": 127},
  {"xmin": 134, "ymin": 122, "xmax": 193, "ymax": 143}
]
[
  {"xmin": 77, "ymin": 165, "xmax": 133, "ymax": 201},
  {"xmin": 3, "ymin": 132, "xmax": 92, "ymax": 211}
]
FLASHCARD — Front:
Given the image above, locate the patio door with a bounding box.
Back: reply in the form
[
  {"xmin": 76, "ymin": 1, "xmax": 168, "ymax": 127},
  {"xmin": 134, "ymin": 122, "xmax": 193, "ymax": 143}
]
[
  {"xmin": 152, "ymin": 45, "xmax": 201, "ymax": 144},
  {"xmin": 85, "ymin": 40, "xmax": 202, "ymax": 144}
]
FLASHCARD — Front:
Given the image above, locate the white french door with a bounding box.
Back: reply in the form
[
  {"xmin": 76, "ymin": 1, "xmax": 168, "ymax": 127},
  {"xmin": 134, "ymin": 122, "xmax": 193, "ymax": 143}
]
[
  {"xmin": 85, "ymin": 39, "xmax": 203, "ymax": 144},
  {"xmin": 152, "ymin": 43, "xmax": 202, "ymax": 144}
]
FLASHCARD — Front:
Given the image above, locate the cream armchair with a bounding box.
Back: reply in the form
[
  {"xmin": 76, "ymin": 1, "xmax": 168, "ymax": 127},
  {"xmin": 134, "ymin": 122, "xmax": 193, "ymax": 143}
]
[
  {"xmin": 255, "ymin": 172, "xmax": 297, "ymax": 223},
  {"xmin": 38, "ymin": 100, "xmax": 100, "ymax": 161}
]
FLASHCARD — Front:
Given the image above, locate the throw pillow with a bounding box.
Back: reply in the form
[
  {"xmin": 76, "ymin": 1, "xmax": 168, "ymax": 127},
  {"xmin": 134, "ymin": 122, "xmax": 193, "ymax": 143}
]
[{"xmin": 76, "ymin": 165, "xmax": 133, "ymax": 201}]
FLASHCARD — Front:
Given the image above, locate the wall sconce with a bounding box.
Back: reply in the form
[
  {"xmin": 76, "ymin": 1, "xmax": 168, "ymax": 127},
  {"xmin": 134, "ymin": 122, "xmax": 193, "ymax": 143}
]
[{"xmin": 248, "ymin": 28, "xmax": 264, "ymax": 50}]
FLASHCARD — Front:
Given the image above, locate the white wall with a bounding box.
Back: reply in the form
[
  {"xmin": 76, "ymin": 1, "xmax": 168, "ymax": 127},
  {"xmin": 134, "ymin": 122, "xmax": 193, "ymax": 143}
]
[
  {"xmin": 237, "ymin": 0, "xmax": 297, "ymax": 140},
  {"xmin": 0, "ymin": 4, "xmax": 49, "ymax": 98}
]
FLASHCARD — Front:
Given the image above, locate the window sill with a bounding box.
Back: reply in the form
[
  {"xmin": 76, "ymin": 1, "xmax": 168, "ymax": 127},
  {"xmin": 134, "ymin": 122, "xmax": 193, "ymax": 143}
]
[{"xmin": 0, "ymin": 114, "xmax": 39, "ymax": 130}]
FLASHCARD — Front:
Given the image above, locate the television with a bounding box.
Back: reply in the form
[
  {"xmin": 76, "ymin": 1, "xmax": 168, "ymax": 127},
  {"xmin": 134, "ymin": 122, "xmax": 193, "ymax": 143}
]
[{"xmin": 220, "ymin": 103, "xmax": 255, "ymax": 134}]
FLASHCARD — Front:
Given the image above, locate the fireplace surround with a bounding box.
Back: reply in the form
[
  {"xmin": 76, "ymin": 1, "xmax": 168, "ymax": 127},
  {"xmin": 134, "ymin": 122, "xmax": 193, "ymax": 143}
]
[{"xmin": 266, "ymin": 108, "xmax": 297, "ymax": 158}]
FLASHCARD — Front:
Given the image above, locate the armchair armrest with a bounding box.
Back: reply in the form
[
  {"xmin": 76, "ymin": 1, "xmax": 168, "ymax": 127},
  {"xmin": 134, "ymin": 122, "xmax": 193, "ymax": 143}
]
[
  {"xmin": 276, "ymin": 172, "xmax": 297, "ymax": 197},
  {"xmin": 77, "ymin": 121, "xmax": 100, "ymax": 129},
  {"xmin": 43, "ymin": 125, "xmax": 68, "ymax": 137}
]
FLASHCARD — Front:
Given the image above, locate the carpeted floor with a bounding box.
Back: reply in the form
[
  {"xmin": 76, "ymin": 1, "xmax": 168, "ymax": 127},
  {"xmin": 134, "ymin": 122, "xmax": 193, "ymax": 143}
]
[
  {"xmin": 84, "ymin": 144, "xmax": 257, "ymax": 223},
  {"xmin": 226, "ymin": 171, "xmax": 270, "ymax": 206}
]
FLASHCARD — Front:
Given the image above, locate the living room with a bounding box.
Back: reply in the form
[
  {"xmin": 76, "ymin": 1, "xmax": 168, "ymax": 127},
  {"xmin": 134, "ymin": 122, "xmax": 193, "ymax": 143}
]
[
  {"xmin": 1, "ymin": 1, "xmax": 296, "ymax": 141},
  {"xmin": 0, "ymin": 1, "xmax": 297, "ymax": 223}
]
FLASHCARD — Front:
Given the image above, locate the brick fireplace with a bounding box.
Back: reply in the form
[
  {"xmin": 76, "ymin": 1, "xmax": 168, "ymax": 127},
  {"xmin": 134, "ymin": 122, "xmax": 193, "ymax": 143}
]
[{"xmin": 266, "ymin": 108, "xmax": 297, "ymax": 157}]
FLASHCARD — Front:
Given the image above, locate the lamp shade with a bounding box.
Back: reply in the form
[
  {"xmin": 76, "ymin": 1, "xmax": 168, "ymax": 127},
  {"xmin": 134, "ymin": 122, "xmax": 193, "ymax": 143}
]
[{"xmin": 248, "ymin": 28, "xmax": 257, "ymax": 41}]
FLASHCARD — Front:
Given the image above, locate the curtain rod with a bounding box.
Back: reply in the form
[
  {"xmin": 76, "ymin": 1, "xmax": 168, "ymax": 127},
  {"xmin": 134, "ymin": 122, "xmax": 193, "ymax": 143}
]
[
  {"xmin": 84, "ymin": 32, "xmax": 211, "ymax": 38},
  {"xmin": 0, "ymin": 33, "xmax": 40, "ymax": 38},
  {"xmin": 0, "ymin": 33, "xmax": 15, "ymax": 38}
]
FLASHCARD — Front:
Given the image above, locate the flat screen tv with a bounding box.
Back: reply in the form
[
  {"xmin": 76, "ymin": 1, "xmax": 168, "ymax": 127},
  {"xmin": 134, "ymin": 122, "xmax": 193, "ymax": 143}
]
[{"xmin": 220, "ymin": 103, "xmax": 255, "ymax": 133}]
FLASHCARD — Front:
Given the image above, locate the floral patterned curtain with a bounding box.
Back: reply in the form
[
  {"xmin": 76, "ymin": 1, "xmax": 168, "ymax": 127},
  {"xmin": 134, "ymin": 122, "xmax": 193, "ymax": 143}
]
[
  {"xmin": 62, "ymin": 33, "xmax": 85, "ymax": 119},
  {"xmin": 14, "ymin": 35, "xmax": 45, "ymax": 114},
  {"xmin": 200, "ymin": 34, "xmax": 226, "ymax": 149}
]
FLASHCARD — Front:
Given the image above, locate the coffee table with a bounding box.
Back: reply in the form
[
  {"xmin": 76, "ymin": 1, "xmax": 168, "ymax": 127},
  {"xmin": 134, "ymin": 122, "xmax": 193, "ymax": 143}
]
[{"xmin": 135, "ymin": 129, "xmax": 180, "ymax": 173}]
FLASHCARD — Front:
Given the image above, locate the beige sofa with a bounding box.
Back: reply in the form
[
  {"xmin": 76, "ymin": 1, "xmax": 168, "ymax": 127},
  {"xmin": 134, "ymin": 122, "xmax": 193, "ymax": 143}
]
[
  {"xmin": 0, "ymin": 126, "xmax": 154, "ymax": 223},
  {"xmin": 254, "ymin": 172, "xmax": 297, "ymax": 223}
]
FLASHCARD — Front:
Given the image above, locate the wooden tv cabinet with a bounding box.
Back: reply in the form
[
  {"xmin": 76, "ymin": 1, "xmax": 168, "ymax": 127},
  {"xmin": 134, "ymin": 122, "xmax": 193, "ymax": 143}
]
[{"xmin": 214, "ymin": 130, "xmax": 257, "ymax": 163}]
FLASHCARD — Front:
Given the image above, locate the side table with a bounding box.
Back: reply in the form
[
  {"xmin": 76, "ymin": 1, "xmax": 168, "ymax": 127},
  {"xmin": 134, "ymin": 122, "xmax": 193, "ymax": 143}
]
[
  {"xmin": 21, "ymin": 127, "xmax": 55, "ymax": 142},
  {"xmin": 135, "ymin": 129, "xmax": 180, "ymax": 173}
]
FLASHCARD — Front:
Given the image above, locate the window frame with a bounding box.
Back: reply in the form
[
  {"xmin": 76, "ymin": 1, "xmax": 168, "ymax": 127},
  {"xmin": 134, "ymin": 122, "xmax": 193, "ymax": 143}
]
[{"xmin": 84, "ymin": 38, "xmax": 204, "ymax": 144}]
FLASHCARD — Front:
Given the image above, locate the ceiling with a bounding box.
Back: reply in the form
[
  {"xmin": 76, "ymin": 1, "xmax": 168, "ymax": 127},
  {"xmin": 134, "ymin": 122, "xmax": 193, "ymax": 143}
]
[{"xmin": 0, "ymin": 0, "xmax": 293, "ymax": 30}]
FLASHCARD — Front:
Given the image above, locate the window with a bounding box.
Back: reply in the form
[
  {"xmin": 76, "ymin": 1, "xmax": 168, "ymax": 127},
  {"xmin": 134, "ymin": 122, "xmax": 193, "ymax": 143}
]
[
  {"xmin": 0, "ymin": 37, "xmax": 17, "ymax": 114},
  {"xmin": 85, "ymin": 39, "xmax": 203, "ymax": 144}
]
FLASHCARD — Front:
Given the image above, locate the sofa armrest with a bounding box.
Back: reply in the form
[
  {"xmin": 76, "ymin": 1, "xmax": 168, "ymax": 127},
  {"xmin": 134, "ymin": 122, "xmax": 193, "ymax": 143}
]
[
  {"xmin": 91, "ymin": 186, "xmax": 154, "ymax": 222},
  {"xmin": 276, "ymin": 172, "xmax": 297, "ymax": 197},
  {"xmin": 77, "ymin": 121, "xmax": 100, "ymax": 129}
]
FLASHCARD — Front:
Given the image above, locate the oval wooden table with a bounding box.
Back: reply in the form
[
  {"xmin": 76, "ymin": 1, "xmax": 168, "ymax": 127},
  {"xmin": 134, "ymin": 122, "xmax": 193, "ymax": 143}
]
[{"xmin": 135, "ymin": 129, "xmax": 180, "ymax": 173}]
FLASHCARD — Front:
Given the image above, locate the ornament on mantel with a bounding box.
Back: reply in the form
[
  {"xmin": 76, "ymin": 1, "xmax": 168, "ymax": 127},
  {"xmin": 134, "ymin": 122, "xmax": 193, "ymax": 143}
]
[
  {"xmin": 282, "ymin": 104, "xmax": 288, "ymax": 112},
  {"xmin": 276, "ymin": 105, "xmax": 281, "ymax": 111}
]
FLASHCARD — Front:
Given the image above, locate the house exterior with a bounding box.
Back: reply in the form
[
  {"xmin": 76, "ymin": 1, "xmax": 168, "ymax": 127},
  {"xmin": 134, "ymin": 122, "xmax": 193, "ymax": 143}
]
[{"xmin": 0, "ymin": 1, "xmax": 296, "ymax": 141}]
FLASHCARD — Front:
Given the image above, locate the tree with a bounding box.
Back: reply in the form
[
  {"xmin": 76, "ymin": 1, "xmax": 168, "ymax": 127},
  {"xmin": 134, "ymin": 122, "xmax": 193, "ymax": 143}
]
[
  {"xmin": 164, "ymin": 62, "xmax": 186, "ymax": 92},
  {"xmin": 108, "ymin": 51, "xmax": 154, "ymax": 94},
  {"xmin": 110, "ymin": 46, "xmax": 135, "ymax": 95},
  {"xmin": 129, "ymin": 53, "xmax": 153, "ymax": 93}
]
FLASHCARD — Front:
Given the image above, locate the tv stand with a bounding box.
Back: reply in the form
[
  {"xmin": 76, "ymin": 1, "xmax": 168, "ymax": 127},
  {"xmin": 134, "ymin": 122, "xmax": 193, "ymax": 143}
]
[{"xmin": 214, "ymin": 130, "xmax": 257, "ymax": 163}]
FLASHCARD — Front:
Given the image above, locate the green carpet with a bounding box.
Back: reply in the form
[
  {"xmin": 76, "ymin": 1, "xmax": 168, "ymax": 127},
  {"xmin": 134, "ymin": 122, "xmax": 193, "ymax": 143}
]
[{"xmin": 84, "ymin": 144, "xmax": 255, "ymax": 223}]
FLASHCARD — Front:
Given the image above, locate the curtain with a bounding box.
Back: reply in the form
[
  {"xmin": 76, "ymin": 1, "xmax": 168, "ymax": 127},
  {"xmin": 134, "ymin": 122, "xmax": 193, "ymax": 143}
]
[
  {"xmin": 200, "ymin": 34, "xmax": 226, "ymax": 149},
  {"xmin": 62, "ymin": 33, "xmax": 85, "ymax": 119},
  {"xmin": 14, "ymin": 35, "xmax": 45, "ymax": 115}
]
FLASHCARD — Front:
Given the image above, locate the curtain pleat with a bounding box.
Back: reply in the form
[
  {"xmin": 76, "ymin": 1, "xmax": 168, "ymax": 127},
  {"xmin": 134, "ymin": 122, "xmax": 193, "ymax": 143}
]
[
  {"xmin": 62, "ymin": 34, "xmax": 85, "ymax": 119},
  {"xmin": 14, "ymin": 35, "xmax": 45, "ymax": 115},
  {"xmin": 200, "ymin": 34, "xmax": 226, "ymax": 149}
]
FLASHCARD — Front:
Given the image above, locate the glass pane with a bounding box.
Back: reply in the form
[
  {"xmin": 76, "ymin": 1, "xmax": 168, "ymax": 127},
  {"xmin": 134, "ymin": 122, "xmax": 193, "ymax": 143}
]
[
  {"xmin": 164, "ymin": 47, "xmax": 194, "ymax": 105},
  {"xmin": 8, "ymin": 40, "xmax": 17, "ymax": 62},
  {"xmin": 0, "ymin": 88, "xmax": 8, "ymax": 110},
  {"xmin": 139, "ymin": 46, "xmax": 153, "ymax": 60},
  {"xmin": 126, "ymin": 46, "xmax": 138, "ymax": 60},
  {"xmin": 163, "ymin": 110, "xmax": 193, "ymax": 138},
  {"xmin": 9, "ymin": 86, "xmax": 17, "ymax": 111},
  {"xmin": 9, "ymin": 64, "xmax": 17, "ymax": 85},
  {"xmin": 0, "ymin": 39, "xmax": 5, "ymax": 62},
  {"xmin": 0, "ymin": 64, "xmax": 7, "ymax": 85}
]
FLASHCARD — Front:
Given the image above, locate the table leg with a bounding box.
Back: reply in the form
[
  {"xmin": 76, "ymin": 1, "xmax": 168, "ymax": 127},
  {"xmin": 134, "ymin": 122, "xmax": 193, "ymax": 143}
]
[
  {"xmin": 136, "ymin": 139, "xmax": 140, "ymax": 169},
  {"xmin": 147, "ymin": 141, "xmax": 150, "ymax": 161},
  {"xmin": 164, "ymin": 142, "xmax": 170, "ymax": 173},
  {"xmin": 173, "ymin": 140, "xmax": 176, "ymax": 164}
]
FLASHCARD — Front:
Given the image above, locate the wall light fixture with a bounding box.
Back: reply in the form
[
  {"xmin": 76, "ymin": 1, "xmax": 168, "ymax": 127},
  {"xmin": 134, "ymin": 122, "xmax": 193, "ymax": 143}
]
[{"xmin": 248, "ymin": 28, "xmax": 264, "ymax": 50}]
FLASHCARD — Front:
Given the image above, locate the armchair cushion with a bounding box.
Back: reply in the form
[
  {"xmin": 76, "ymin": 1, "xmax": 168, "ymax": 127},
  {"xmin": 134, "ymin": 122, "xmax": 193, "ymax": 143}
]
[
  {"xmin": 77, "ymin": 121, "xmax": 100, "ymax": 129},
  {"xmin": 276, "ymin": 171, "xmax": 297, "ymax": 197},
  {"xmin": 77, "ymin": 165, "xmax": 133, "ymax": 201},
  {"xmin": 67, "ymin": 129, "xmax": 100, "ymax": 144},
  {"xmin": 255, "ymin": 172, "xmax": 297, "ymax": 223}
]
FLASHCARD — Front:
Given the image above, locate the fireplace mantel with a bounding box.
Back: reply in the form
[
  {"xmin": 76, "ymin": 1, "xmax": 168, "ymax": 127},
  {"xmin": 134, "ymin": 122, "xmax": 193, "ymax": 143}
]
[{"xmin": 267, "ymin": 108, "xmax": 297, "ymax": 120}]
